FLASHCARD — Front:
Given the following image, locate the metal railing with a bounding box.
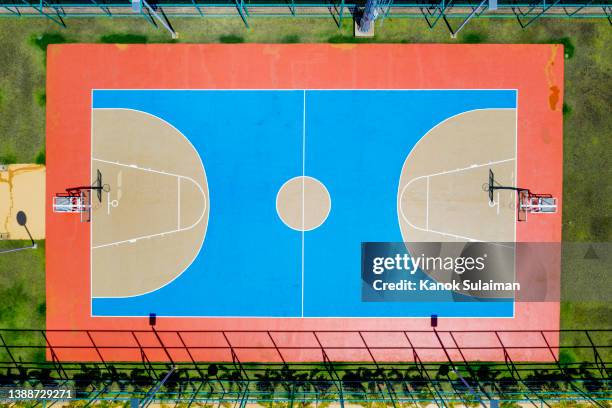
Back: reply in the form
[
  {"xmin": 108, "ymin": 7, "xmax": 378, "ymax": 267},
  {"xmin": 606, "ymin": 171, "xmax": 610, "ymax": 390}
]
[
  {"xmin": 0, "ymin": 328, "xmax": 610, "ymax": 405},
  {"xmin": 1, "ymin": 0, "xmax": 610, "ymax": 35}
]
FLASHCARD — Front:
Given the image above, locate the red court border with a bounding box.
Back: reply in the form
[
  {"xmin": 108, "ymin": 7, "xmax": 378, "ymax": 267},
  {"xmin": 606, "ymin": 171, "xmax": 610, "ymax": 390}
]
[{"xmin": 46, "ymin": 44, "xmax": 563, "ymax": 362}]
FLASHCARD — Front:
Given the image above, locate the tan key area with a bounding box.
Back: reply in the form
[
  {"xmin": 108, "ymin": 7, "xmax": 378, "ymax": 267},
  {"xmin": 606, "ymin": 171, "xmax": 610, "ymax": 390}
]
[
  {"xmin": 92, "ymin": 109, "xmax": 208, "ymax": 298},
  {"xmin": 398, "ymin": 109, "xmax": 517, "ymax": 243}
]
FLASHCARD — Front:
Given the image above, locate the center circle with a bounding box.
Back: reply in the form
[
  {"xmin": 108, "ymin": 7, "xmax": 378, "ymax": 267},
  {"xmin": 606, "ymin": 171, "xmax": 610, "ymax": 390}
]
[{"xmin": 276, "ymin": 176, "xmax": 331, "ymax": 231}]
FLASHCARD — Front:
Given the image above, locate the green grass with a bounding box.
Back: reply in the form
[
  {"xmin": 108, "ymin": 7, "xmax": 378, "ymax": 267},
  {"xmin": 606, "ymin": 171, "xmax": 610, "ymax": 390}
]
[
  {"xmin": 0, "ymin": 241, "xmax": 46, "ymax": 362},
  {"xmin": 35, "ymin": 148, "xmax": 45, "ymax": 165},
  {"xmin": 460, "ymin": 31, "xmax": 487, "ymax": 43},
  {"xmin": 281, "ymin": 34, "xmax": 301, "ymax": 43},
  {"xmin": 0, "ymin": 17, "xmax": 609, "ymax": 362},
  {"xmin": 29, "ymin": 32, "xmax": 67, "ymax": 51},
  {"xmin": 99, "ymin": 33, "xmax": 148, "ymax": 43},
  {"xmin": 219, "ymin": 33, "xmax": 245, "ymax": 43}
]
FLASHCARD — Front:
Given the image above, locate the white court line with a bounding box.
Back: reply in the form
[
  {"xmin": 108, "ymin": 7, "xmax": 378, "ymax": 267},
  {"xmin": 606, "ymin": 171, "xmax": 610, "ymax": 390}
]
[
  {"xmin": 426, "ymin": 176, "xmax": 429, "ymax": 230},
  {"xmin": 91, "ymin": 107, "xmax": 210, "ymax": 302},
  {"xmin": 399, "ymin": 158, "xmax": 515, "ymax": 242},
  {"xmin": 177, "ymin": 176, "xmax": 181, "ymax": 230},
  {"xmin": 94, "ymin": 88, "xmax": 519, "ymax": 92},
  {"xmin": 301, "ymin": 89, "xmax": 306, "ymax": 318},
  {"xmin": 496, "ymin": 191, "xmax": 500, "ymax": 215},
  {"xmin": 513, "ymin": 93, "xmax": 519, "ymax": 318},
  {"xmin": 90, "ymin": 94, "xmax": 94, "ymax": 312},
  {"xmin": 91, "ymin": 157, "xmax": 207, "ymax": 250}
]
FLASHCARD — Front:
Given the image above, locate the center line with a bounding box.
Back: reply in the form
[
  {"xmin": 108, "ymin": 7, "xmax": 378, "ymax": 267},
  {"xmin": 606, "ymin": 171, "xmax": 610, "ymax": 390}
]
[{"xmin": 301, "ymin": 90, "xmax": 306, "ymax": 318}]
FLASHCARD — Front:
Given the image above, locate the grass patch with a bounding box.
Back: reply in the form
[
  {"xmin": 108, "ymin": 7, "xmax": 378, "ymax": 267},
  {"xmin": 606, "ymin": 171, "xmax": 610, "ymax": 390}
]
[
  {"xmin": 0, "ymin": 87, "xmax": 4, "ymax": 108},
  {"xmin": 0, "ymin": 241, "xmax": 45, "ymax": 362},
  {"xmin": 29, "ymin": 32, "xmax": 67, "ymax": 52},
  {"xmin": 219, "ymin": 34, "xmax": 244, "ymax": 43},
  {"xmin": 548, "ymin": 36, "xmax": 575, "ymax": 59},
  {"xmin": 34, "ymin": 89, "xmax": 45, "ymax": 107},
  {"xmin": 562, "ymin": 102, "xmax": 572, "ymax": 117},
  {"xmin": 590, "ymin": 215, "xmax": 611, "ymax": 240},
  {"xmin": 281, "ymin": 34, "xmax": 300, "ymax": 43},
  {"xmin": 99, "ymin": 33, "xmax": 148, "ymax": 43},
  {"xmin": 34, "ymin": 149, "xmax": 45, "ymax": 165},
  {"xmin": 559, "ymin": 349, "xmax": 577, "ymax": 364},
  {"xmin": 0, "ymin": 152, "xmax": 17, "ymax": 165},
  {"xmin": 460, "ymin": 31, "xmax": 487, "ymax": 43}
]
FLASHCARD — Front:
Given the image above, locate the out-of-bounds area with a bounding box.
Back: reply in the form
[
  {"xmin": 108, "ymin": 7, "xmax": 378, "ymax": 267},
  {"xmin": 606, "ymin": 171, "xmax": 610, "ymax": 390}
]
[{"xmin": 0, "ymin": 17, "xmax": 610, "ymax": 368}]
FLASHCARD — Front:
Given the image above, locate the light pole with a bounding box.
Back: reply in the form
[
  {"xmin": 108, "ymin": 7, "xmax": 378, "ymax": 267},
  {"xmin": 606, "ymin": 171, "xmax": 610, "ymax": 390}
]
[{"xmin": 0, "ymin": 211, "xmax": 37, "ymax": 254}]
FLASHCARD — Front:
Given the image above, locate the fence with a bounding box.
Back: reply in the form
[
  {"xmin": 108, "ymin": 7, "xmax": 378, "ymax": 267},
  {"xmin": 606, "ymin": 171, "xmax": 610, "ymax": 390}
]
[
  {"xmin": 0, "ymin": 0, "xmax": 610, "ymax": 36},
  {"xmin": 0, "ymin": 328, "xmax": 610, "ymax": 405}
]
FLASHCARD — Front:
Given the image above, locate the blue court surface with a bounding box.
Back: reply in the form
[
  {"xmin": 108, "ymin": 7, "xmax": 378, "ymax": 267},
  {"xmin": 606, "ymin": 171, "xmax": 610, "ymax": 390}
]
[{"xmin": 91, "ymin": 89, "xmax": 516, "ymax": 318}]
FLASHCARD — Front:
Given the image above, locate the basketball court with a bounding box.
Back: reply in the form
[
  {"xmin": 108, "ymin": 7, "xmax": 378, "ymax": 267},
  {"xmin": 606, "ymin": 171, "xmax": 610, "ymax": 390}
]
[{"xmin": 46, "ymin": 44, "xmax": 563, "ymax": 362}]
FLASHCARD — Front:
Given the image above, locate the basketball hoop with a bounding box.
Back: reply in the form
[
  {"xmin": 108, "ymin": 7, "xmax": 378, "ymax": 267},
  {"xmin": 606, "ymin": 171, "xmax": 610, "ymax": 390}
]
[
  {"xmin": 52, "ymin": 169, "xmax": 110, "ymax": 223},
  {"xmin": 518, "ymin": 189, "xmax": 557, "ymax": 222},
  {"xmin": 486, "ymin": 169, "xmax": 557, "ymax": 222}
]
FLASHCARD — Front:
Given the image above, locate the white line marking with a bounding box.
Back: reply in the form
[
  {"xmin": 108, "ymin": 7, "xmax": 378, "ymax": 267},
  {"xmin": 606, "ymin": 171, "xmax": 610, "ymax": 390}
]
[
  {"xmin": 399, "ymin": 158, "xmax": 515, "ymax": 242},
  {"xmin": 91, "ymin": 158, "xmax": 207, "ymax": 249},
  {"xmin": 177, "ymin": 176, "xmax": 181, "ymax": 230},
  {"xmin": 496, "ymin": 191, "xmax": 500, "ymax": 215},
  {"xmin": 275, "ymin": 176, "xmax": 330, "ymax": 232},
  {"xmin": 90, "ymin": 91, "xmax": 94, "ymax": 313},
  {"xmin": 301, "ymin": 89, "xmax": 306, "ymax": 318},
  {"xmin": 94, "ymin": 88, "xmax": 519, "ymax": 92},
  {"xmin": 396, "ymin": 107, "xmax": 516, "ymax": 241},
  {"xmin": 426, "ymin": 176, "xmax": 429, "ymax": 230},
  {"xmin": 513, "ymin": 91, "xmax": 519, "ymax": 318},
  {"xmin": 106, "ymin": 192, "xmax": 111, "ymax": 215},
  {"xmin": 89, "ymin": 107, "xmax": 206, "ymax": 302},
  {"xmin": 90, "ymin": 312, "xmax": 516, "ymax": 319}
]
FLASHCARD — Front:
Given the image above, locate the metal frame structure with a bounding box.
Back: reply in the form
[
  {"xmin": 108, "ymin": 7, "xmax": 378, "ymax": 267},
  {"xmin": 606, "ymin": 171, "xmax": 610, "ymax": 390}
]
[
  {"xmin": 0, "ymin": 0, "xmax": 610, "ymax": 36},
  {"xmin": 0, "ymin": 328, "xmax": 610, "ymax": 405}
]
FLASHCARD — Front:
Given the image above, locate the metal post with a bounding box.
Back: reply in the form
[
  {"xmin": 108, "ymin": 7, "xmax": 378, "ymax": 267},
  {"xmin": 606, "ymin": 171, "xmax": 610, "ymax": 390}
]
[
  {"xmin": 21, "ymin": 0, "xmax": 65, "ymax": 27},
  {"xmin": 0, "ymin": 332, "xmax": 20, "ymax": 370},
  {"xmin": 89, "ymin": 0, "xmax": 111, "ymax": 16},
  {"xmin": 235, "ymin": 0, "xmax": 249, "ymax": 27},
  {"xmin": 313, "ymin": 332, "xmax": 344, "ymax": 408},
  {"xmin": 584, "ymin": 330, "xmax": 607, "ymax": 377},
  {"xmin": 358, "ymin": 0, "xmax": 378, "ymax": 32},
  {"xmin": 2, "ymin": 6, "xmax": 21, "ymax": 14},
  {"xmin": 41, "ymin": 330, "xmax": 68, "ymax": 379},
  {"xmin": 140, "ymin": 365, "xmax": 177, "ymax": 408},
  {"xmin": 540, "ymin": 331, "xmax": 605, "ymax": 408},
  {"xmin": 432, "ymin": 329, "xmax": 486, "ymax": 408},
  {"xmin": 513, "ymin": 0, "xmax": 561, "ymax": 28},
  {"xmin": 357, "ymin": 332, "xmax": 398, "ymax": 408},
  {"xmin": 403, "ymin": 332, "xmax": 447, "ymax": 407},
  {"xmin": 191, "ymin": 0, "xmax": 203, "ymax": 16},
  {"xmin": 444, "ymin": 0, "xmax": 488, "ymax": 38},
  {"xmin": 131, "ymin": 332, "xmax": 158, "ymax": 381},
  {"xmin": 134, "ymin": 0, "xmax": 178, "ymax": 38},
  {"xmin": 420, "ymin": 0, "xmax": 450, "ymax": 29}
]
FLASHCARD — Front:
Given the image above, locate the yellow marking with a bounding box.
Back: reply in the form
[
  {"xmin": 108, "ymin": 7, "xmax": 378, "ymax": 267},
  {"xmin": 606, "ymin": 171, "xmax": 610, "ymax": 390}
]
[
  {"xmin": 545, "ymin": 44, "xmax": 561, "ymax": 111},
  {"xmin": 330, "ymin": 44, "xmax": 357, "ymax": 50}
]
